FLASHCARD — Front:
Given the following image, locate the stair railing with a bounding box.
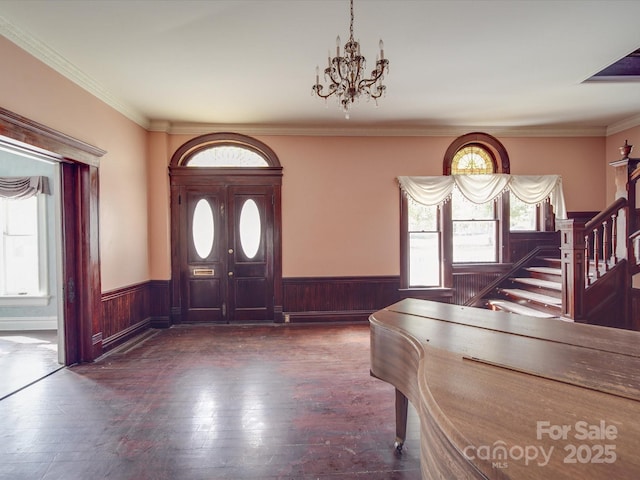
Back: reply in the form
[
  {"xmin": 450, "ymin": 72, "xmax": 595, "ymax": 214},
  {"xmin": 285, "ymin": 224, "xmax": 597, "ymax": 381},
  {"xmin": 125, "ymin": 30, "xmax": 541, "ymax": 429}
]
[
  {"xmin": 557, "ymin": 198, "xmax": 628, "ymax": 320},
  {"xmin": 464, "ymin": 245, "xmax": 559, "ymax": 307},
  {"xmin": 583, "ymin": 197, "xmax": 627, "ymax": 284}
]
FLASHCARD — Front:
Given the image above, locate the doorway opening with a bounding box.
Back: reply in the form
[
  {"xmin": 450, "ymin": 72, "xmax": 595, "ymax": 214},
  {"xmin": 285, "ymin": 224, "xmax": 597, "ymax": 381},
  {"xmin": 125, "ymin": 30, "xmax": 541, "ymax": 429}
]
[{"xmin": 0, "ymin": 107, "xmax": 106, "ymax": 370}]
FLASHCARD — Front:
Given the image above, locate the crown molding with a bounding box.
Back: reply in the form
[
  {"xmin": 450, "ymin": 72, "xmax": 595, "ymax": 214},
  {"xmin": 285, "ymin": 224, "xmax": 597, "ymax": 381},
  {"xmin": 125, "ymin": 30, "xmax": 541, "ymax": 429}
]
[
  {"xmin": 0, "ymin": 15, "xmax": 149, "ymax": 129},
  {"xmin": 0, "ymin": 15, "xmax": 622, "ymax": 139},
  {"xmin": 606, "ymin": 113, "xmax": 640, "ymax": 136},
  {"xmin": 147, "ymin": 120, "xmax": 606, "ymax": 138}
]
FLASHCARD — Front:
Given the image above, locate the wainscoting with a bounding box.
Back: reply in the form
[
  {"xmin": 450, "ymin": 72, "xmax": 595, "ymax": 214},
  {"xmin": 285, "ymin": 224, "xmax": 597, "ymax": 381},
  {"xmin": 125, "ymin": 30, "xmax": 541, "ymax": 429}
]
[
  {"xmin": 100, "ymin": 280, "xmax": 169, "ymax": 353},
  {"xmin": 282, "ymin": 276, "xmax": 401, "ymax": 323}
]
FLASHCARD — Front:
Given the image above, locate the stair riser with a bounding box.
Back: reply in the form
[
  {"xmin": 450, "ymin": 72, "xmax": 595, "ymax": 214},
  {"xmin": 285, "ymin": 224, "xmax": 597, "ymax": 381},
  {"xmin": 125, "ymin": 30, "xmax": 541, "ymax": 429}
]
[
  {"xmin": 527, "ymin": 271, "xmax": 562, "ymax": 282},
  {"xmin": 508, "ymin": 280, "xmax": 562, "ymax": 299}
]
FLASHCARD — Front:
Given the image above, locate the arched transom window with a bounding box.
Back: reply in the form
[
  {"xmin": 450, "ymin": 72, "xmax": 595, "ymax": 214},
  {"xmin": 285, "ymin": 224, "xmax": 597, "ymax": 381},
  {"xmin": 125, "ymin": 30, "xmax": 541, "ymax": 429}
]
[
  {"xmin": 451, "ymin": 144, "xmax": 496, "ymax": 175},
  {"xmin": 187, "ymin": 145, "xmax": 269, "ymax": 167}
]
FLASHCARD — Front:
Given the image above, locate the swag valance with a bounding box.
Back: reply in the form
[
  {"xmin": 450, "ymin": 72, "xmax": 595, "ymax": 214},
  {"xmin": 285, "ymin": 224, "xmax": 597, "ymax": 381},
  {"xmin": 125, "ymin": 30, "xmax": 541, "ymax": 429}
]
[
  {"xmin": 398, "ymin": 174, "xmax": 567, "ymax": 219},
  {"xmin": 0, "ymin": 176, "xmax": 50, "ymax": 199}
]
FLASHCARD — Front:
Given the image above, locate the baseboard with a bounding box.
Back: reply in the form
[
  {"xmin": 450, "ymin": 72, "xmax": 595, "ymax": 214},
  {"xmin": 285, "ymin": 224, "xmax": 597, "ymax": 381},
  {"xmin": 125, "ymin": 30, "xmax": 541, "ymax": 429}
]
[
  {"xmin": 286, "ymin": 310, "xmax": 373, "ymax": 323},
  {"xmin": 150, "ymin": 316, "xmax": 171, "ymax": 329},
  {"xmin": 102, "ymin": 318, "xmax": 151, "ymax": 352},
  {"xmin": 0, "ymin": 316, "xmax": 57, "ymax": 331}
]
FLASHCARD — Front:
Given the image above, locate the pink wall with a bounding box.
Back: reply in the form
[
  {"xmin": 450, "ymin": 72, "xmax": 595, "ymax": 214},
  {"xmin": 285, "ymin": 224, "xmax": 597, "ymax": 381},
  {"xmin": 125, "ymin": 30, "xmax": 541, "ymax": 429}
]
[
  {"xmin": 0, "ymin": 35, "xmax": 621, "ymax": 286},
  {"xmin": 0, "ymin": 36, "xmax": 149, "ymax": 291},
  {"xmin": 157, "ymin": 134, "xmax": 608, "ymax": 278},
  {"xmin": 501, "ymin": 136, "xmax": 607, "ymax": 212},
  {"xmin": 606, "ymin": 126, "xmax": 640, "ymax": 203}
]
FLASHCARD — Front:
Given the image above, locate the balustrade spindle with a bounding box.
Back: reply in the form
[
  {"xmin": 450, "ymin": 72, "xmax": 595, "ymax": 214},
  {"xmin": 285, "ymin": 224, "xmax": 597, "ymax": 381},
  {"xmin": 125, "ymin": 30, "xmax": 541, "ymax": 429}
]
[
  {"xmin": 603, "ymin": 219, "xmax": 610, "ymax": 272},
  {"xmin": 593, "ymin": 228, "xmax": 601, "ymax": 279},
  {"xmin": 585, "ymin": 234, "xmax": 591, "ymax": 286},
  {"xmin": 612, "ymin": 213, "xmax": 618, "ymax": 264}
]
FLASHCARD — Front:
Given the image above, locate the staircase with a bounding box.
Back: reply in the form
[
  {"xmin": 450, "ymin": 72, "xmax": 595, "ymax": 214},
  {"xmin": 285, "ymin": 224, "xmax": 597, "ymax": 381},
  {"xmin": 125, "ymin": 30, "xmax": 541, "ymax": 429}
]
[
  {"xmin": 483, "ymin": 256, "xmax": 562, "ymax": 319},
  {"xmin": 464, "ymin": 246, "xmax": 566, "ymax": 319}
]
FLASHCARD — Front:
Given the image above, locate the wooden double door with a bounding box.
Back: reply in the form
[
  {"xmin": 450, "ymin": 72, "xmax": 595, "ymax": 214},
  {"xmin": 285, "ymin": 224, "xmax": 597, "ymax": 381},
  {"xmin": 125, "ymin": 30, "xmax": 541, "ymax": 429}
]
[{"xmin": 175, "ymin": 184, "xmax": 277, "ymax": 323}]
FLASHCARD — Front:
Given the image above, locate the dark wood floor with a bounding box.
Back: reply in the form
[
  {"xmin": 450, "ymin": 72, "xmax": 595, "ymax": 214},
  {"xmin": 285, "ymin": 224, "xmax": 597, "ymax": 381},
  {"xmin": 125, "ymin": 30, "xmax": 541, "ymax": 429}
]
[{"xmin": 0, "ymin": 323, "xmax": 420, "ymax": 480}]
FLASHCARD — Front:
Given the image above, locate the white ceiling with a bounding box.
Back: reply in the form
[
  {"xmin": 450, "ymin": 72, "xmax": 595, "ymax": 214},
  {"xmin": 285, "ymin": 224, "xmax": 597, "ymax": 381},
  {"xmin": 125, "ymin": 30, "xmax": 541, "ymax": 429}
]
[{"xmin": 1, "ymin": 0, "xmax": 640, "ymax": 135}]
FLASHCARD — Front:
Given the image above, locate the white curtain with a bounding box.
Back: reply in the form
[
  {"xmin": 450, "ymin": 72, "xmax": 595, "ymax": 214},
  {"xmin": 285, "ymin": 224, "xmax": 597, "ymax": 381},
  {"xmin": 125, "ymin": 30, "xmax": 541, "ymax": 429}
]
[
  {"xmin": 0, "ymin": 176, "xmax": 50, "ymax": 199},
  {"xmin": 398, "ymin": 174, "xmax": 567, "ymax": 219}
]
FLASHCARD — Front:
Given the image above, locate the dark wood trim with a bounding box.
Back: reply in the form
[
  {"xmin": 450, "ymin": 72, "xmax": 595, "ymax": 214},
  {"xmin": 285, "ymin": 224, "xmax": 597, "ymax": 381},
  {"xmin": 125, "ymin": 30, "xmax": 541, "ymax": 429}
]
[
  {"xmin": 0, "ymin": 106, "xmax": 106, "ymax": 166},
  {"xmin": 101, "ymin": 319, "xmax": 151, "ymax": 351},
  {"xmin": 442, "ymin": 132, "xmax": 510, "ymax": 175},
  {"xmin": 170, "ymin": 132, "xmax": 282, "ymax": 168},
  {"xmin": 0, "ymin": 107, "xmax": 105, "ymax": 365},
  {"xmin": 287, "ymin": 310, "xmax": 374, "ymax": 323},
  {"xmin": 631, "ymin": 288, "xmax": 640, "ymax": 331},
  {"xmin": 169, "ymin": 133, "xmax": 283, "ymax": 325},
  {"xmin": 85, "ymin": 165, "xmax": 103, "ymax": 361},
  {"xmin": 283, "ymin": 276, "xmax": 401, "ymax": 323},
  {"xmin": 398, "ymin": 288, "xmax": 453, "ymax": 303},
  {"xmin": 101, "ymin": 280, "xmax": 170, "ymax": 351},
  {"xmin": 567, "ymin": 210, "xmax": 599, "ymax": 221},
  {"xmin": 452, "ymin": 268, "xmax": 509, "ymax": 305}
]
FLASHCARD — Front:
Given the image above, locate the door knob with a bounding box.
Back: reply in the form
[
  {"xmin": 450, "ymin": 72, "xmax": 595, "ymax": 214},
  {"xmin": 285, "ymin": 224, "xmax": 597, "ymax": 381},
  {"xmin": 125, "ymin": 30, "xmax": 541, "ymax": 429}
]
[
  {"xmin": 228, "ymin": 271, "xmax": 234, "ymax": 277},
  {"xmin": 228, "ymin": 248, "xmax": 234, "ymax": 254}
]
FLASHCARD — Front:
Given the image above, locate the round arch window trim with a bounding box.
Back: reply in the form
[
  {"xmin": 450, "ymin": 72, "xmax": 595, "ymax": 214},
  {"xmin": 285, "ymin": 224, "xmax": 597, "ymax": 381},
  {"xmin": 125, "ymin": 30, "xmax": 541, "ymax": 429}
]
[
  {"xmin": 451, "ymin": 143, "xmax": 497, "ymax": 175},
  {"xmin": 170, "ymin": 132, "xmax": 282, "ymax": 169},
  {"xmin": 443, "ymin": 132, "xmax": 510, "ymax": 175}
]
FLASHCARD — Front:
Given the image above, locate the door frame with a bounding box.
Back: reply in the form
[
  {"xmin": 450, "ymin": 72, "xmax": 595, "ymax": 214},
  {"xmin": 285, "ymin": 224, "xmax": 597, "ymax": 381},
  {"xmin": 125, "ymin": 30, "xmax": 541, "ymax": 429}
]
[
  {"xmin": 0, "ymin": 107, "xmax": 106, "ymax": 365},
  {"xmin": 168, "ymin": 133, "xmax": 283, "ymax": 324}
]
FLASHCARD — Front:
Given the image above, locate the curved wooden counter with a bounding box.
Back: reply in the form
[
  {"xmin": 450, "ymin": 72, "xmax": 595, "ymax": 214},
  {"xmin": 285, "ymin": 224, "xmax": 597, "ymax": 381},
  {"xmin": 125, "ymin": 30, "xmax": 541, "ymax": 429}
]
[{"xmin": 370, "ymin": 298, "xmax": 640, "ymax": 479}]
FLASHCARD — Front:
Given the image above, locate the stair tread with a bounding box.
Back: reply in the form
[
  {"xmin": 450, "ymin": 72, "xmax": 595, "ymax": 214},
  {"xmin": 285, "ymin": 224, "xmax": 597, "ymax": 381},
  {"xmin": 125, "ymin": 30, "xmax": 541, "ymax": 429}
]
[
  {"xmin": 487, "ymin": 299, "xmax": 559, "ymax": 318},
  {"xmin": 526, "ymin": 266, "xmax": 561, "ymax": 275},
  {"xmin": 498, "ymin": 288, "xmax": 562, "ymax": 305},
  {"xmin": 511, "ymin": 277, "xmax": 562, "ymax": 290}
]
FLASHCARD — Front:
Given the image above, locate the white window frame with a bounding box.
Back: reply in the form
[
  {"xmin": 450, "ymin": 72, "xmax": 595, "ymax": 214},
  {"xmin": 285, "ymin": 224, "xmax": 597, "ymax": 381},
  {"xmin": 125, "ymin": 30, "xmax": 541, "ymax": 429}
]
[{"xmin": 0, "ymin": 193, "xmax": 49, "ymax": 306}]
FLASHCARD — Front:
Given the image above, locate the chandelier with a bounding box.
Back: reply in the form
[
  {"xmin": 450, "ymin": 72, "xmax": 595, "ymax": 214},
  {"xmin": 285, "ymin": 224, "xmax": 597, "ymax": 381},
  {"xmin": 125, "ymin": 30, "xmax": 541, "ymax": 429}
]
[{"xmin": 312, "ymin": 0, "xmax": 389, "ymax": 119}]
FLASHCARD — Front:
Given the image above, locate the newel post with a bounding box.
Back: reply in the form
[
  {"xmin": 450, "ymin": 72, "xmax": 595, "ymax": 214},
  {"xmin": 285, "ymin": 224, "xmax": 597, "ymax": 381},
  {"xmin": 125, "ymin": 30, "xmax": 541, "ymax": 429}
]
[
  {"xmin": 609, "ymin": 141, "xmax": 639, "ymax": 256},
  {"xmin": 557, "ymin": 218, "xmax": 586, "ymax": 320}
]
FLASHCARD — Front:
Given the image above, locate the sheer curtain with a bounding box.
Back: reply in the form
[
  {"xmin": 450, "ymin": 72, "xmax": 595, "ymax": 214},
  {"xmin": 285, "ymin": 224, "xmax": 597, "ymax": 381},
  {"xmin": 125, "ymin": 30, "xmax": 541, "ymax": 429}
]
[
  {"xmin": 0, "ymin": 176, "xmax": 50, "ymax": 199},
  {"xmin": 397, "ymin": 174, "xmax": 567, "ymax": 219}
]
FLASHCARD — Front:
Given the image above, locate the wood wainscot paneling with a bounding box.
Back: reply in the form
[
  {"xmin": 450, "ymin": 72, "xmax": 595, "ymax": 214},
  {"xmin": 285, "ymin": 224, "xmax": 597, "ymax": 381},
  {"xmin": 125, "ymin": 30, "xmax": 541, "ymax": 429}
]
[
  {"xmin": 283, "ymin": 276, "xmax": 401, "ymax": 323},
  {"xmin": 632, "ymin": 288, "xmax": 640, "ymax": 331},
  {"xmin": 452, "ymin": 264, "xmax": 510, "ymax": 305},
  {"xmin": 101, "ymin": 280, "xmax": 170, "ymax": 352},
  {"xmin": 510, "ymin": 231, "xmax": 560, "ymax": 261}
]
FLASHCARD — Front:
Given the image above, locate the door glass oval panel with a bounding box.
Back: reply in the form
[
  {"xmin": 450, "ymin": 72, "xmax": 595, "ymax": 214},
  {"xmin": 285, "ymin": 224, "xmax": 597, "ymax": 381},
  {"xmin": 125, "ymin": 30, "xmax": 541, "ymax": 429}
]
[
  {"xmin": 192, "ymin": 199, "xmax": 215, "ymax": 259},
  {"xmin": 239, "ymin": 199, "xmax": 261, "ymax": 259}
]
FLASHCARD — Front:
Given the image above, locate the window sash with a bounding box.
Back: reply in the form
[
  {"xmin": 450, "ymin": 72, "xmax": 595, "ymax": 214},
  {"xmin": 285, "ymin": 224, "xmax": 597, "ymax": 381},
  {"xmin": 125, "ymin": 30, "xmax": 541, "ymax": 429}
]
[
  {"xmin": 452, "ymin": 219, "xmax": 499, "ymax": 263},
  {"xmin": 0, "ymin": 196, "xmax": 44, "ymax": 296},
  {"xmin": 408, "ymin": 231, "xmax": 440, "ymax": 287}
]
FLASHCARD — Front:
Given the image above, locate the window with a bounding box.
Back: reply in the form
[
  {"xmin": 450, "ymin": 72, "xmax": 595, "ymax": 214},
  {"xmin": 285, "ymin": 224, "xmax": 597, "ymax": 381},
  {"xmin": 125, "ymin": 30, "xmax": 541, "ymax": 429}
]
[
  {"xmin": 400, "ymin": 133, "xmax": 559, "ymax": 292},
  {"xmin": 187, "ymin": 145, "xmax": 269, "ymax": 167},
  {"xmin": 451, "ymin": 143, "xmax": 499, "ymax": 262},
  {"xmin": 0, "ymin": 195, "xmax": 43, "ymax": 296},
  {"xmin": 451, "ymin": 144, "xmax": 496, "ymax": 174},
  {"xmin": 407, "ymin": 196, "xmax": 440, "ymax": 287},
  {"xmin": 451, "ymin": 189, "xmax": 498, "ymax": 262},
  {"xmin": 510, "ymin": 193, "xmax": 537, "ymax": 231}
]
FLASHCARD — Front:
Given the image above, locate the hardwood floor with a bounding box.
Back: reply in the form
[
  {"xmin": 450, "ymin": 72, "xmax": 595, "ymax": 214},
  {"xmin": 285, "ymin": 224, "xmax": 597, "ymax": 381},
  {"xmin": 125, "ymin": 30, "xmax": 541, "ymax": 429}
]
[
  {"xmin": 0, "ymin": 323, "xmax": 420, "ymax": 480},
  {"xmin": 0, "ymin": 330, "xmax": 62, "ymax": 400}
]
